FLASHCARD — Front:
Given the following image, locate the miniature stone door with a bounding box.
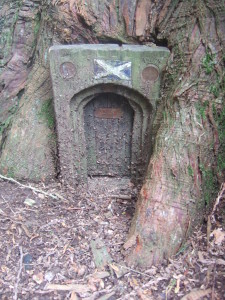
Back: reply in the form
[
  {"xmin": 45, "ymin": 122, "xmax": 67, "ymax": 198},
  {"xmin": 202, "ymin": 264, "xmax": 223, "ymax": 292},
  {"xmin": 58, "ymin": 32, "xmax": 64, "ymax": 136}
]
[
  {"xmin": 49, "ymin": 44, "xmax": 169, "ymax": 186},
  {"xmin": 84, "ymin": 93, "xmax": 134, "ymax": 177}
]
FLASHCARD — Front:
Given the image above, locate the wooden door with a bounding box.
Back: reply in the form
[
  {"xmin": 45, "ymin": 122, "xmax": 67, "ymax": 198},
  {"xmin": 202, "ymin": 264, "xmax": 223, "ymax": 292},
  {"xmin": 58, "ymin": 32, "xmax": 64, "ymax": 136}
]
[{"xmin": 84, "ymin": 93, "xmax": 134, "ymax": 176}]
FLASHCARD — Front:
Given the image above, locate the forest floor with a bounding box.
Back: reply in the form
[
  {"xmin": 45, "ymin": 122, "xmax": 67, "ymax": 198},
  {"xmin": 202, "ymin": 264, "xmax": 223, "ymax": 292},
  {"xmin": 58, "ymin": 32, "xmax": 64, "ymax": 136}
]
[{"xmin": 0, "ymin": 177, "xmax": 224, "ymax": 300}]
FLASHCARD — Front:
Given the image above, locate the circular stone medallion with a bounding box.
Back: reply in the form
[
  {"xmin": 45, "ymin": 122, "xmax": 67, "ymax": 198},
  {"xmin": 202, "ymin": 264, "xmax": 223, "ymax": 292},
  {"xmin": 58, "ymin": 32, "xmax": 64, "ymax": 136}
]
[
  {"xmin": 59, "ymin": 62, "xmax": 76, "ymax": 79},
  {"xmin": 142, "ymin": 65, "xmax": 159, "ymax": 82}
]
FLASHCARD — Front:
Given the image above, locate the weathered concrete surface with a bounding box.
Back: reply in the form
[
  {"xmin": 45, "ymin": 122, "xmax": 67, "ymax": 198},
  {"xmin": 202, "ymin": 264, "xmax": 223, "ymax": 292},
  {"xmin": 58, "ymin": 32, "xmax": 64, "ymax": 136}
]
[
  {"xmin": 49, "ymin": 44, "xmax": 169, "ymax": 185},
  {"xmin": 50, "ymin": 44, "xmax": 169, "ymax": 102}
]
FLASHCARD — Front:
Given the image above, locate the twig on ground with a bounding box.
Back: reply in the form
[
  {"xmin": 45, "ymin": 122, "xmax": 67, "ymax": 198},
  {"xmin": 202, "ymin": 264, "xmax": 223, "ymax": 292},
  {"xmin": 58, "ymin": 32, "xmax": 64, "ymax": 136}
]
[
  {"xmin": 207, "ymin": 216, "xmax": 211, "ymax": 250},
  {"xmin": 34, "ymin": 291, "xmax": 54, "ymax": 295},
  {"xmin": 110, "ymin": 263, "xmax": 151, "ymax": 278},
  {"xmin": 45, "ymin": 283, "xmax": 92, "ymax": 292},
  {"xmin": 211, "ymin": 263, "xmax": 216, "ymax": 300},
  {"xmin": 62, "ymin": 206, "xmax": 84, "ymax": 210},
  {"xmin": 210, "ymin": 183, "xmax": 225, "ymax": 222},
  {"xmin": 13, "ymin": 246, "xmax": 23, "ymax": 300},
  {"xmin": 111, "ymin": 194, "xmax": 132, "ymax": 200},
  {"xmin": 0, "ymin": 174, "xmax": 67, "ymax": 202},
  {"xmin": 21, "ymin": 224, "xmax": 32, "ymax": 238}
]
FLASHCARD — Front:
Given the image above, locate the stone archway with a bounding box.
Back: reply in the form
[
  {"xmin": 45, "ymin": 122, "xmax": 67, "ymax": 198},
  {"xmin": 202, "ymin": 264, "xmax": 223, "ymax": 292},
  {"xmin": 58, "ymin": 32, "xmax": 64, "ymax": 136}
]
[{"xmin": 70, "ymin": 84, "xmax": 152, "ymax": 185}]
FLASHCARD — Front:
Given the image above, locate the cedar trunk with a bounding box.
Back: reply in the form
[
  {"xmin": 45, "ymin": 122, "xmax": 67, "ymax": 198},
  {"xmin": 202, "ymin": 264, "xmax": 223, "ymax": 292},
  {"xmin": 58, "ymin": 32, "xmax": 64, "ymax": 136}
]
[{"xmin": 0, "ymin": 0, "xmax": 224, "ymax": 267}]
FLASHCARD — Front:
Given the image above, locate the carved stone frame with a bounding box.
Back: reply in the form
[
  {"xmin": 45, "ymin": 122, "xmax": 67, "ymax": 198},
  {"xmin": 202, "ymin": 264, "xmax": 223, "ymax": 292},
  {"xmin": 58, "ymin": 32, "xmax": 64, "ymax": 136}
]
[{"xmin": 49, "ymin": 44, "xmax": 170, "ymax": 187}]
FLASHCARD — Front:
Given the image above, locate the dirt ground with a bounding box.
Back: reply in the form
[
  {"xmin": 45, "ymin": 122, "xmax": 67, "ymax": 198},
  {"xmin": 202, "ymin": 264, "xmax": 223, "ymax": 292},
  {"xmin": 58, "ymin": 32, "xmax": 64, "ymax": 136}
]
[{"xmin": 0, "ymin": 177, "xmax": 224, "ymax": 300}]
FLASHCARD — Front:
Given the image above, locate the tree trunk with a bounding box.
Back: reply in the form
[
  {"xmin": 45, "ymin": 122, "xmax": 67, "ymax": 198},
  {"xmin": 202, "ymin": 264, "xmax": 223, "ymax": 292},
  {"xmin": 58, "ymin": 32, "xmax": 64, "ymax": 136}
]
[{"xmin": 0, "ymin": 0, "xmax": 224, "ymax": 267}]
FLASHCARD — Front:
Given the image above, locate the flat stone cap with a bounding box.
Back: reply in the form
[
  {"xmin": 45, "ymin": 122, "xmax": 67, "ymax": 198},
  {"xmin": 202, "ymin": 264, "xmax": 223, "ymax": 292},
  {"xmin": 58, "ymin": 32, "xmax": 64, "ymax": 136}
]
[{"xmin": 49, "ymin": 43, "xmax": 170, "ymax": 54}]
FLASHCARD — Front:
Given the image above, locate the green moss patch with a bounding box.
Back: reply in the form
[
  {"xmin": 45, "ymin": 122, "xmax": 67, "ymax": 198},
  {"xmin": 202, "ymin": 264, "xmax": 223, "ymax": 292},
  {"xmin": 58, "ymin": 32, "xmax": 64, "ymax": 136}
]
[{"xmin": 38, "ymin": 99, "xmax": 55, "ymax": 129}]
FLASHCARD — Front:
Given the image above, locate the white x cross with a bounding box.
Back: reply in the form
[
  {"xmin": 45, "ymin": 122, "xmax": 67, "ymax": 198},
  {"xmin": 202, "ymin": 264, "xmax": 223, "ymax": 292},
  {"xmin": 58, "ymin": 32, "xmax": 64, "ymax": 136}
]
[{"xmin": 94, "ymin": 59, "xmax": 131, "ymax": 80}]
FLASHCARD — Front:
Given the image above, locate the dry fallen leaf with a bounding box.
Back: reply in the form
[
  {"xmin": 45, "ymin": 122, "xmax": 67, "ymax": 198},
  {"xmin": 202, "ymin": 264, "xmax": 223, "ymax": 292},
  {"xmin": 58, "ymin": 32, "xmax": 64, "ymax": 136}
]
[
  {"xmin": 216, "ymin": 258, "xmax": 225, "ymax": 265},
  {"xmin": 38, "ymin": 193, "xmax": 45, "ymax": 199},
  {"xmin": 99, "ymin": 279, "xmax": 105, "ymax": 289},
  {"xmin": 109, "ymin": 263, "xmax": 119, "ymax": 272},
  {"xmin": 123, "ymin": 234, "xmax": 137, "ymax": 250},
  {"xmin": 198, "ymin": 251, "xmax": 204, "ymax": 262},
  {"xmin": 137, "ymin": 288, "xmax": 153, "ymax": 300},
  {"xmin": 33, "ymin": 272, "xmax": 44, "ymax": 284},
  {"xmin": 129, "ymin": 276, "xmax": 139, "ymax": 288},
  {"xmin": 92, "ymin": 271, "xmax": 110, "ymax": 279},
  {"xmin": 132, "ymin": 277, "xmax": 139, "ymax": 286},
  {"xmin": 24, "ymin": 198, "xmax": 36, "ymax": 206},
  {"xmin": 181, "ymin": 288, "xmax": 211, "ymax": 300},
  {"xmin": 211, "ymin": 228, "xmax": 225, "ymax": 245},
  {"xmin": 174, "ymin": 278, "xmax": 180, "ymax": 294},
  {"xmin": 1, "ymin": 265, "xmax": 8, "ymax": 273},
  {"xmin": 197, "ymin": 251, "xmax": 214, "ymax": 265},
  {"xmin": 70, "ymin": 291, "xmax": 78, "ymax": 300},
  {"xmin": 71, "ymin": 262, "xmax": 79, "ymax": 273},
  {"xmin": 77, "ymin": 265, "xmax": 87, "ymax": 277},
  {"xmin": 63, "ymin": 243, "xmax": 70, "ymax": 254}
]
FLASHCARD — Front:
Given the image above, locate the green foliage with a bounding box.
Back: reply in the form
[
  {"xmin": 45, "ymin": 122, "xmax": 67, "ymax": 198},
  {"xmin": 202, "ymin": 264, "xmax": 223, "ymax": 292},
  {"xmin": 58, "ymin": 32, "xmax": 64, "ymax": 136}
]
[
  {"xmin": 195, "ymin": 101, "xmax": 208, "ymax": 120},
  {"xmin": 217, "ymin": 154, "xmax": 225, "ymax": 174},
  {"xmin": 210, "ymin": 85, "xmax": 219, "ymax": 98},
  {"xmin": 213, "ymin": 103, "xmax": 225, "ymax": 175},
  {"xmin": 31, "ymin": 13, "xmax": 41, "ymax": 48},
  {"xmin": 163, "ymin": 111, "xmax": 167, "ymax": 122},
  {"xmin": 209, "ymin": 72, "xmax": 224, "ymax": 98},
  {"xmin": 0, "ymin": 116, "xmax": 12, "ymax": 135},
  {"xmin": 0, "ymin": 1, "xmax": 22, "ymax": 66},
  {"xmin": 38, "ymin": 99, "xmax": 55, "ymax": 129},
  {"xmin": 34, "ymin": 12, "xmax": 41, "ymax": 36},
  {"xmin": 6, "ymin": 167, "xmax": 15, "ymax": 179},
  {"xmin": 0, "ymin": 103, "xmax": 18, "ymax": 135},
  {"xmin": 202, "ymin": 52, "xmax": 216, "ymax": 75},
  {"xmin": 176, "ymin": 243, "xmax": 189, "ymax": 256},
  {"xmin": 199, "ymin": 164, "xmax": 217, "ymax": 207},
  {"xmin": 166, "ymin": 278, "xmax": 176, "ymax": 295},
  {"xmin": 187, "ymin": 165, "xmax": 193, "ymax": 177}
]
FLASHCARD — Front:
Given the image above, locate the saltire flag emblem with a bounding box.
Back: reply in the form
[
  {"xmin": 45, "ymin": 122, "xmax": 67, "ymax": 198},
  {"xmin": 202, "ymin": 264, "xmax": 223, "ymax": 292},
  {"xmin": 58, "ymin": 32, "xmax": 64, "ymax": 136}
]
[{"xmin": 94, "ymin": 59, "xmax": 131, "ymax": 81}]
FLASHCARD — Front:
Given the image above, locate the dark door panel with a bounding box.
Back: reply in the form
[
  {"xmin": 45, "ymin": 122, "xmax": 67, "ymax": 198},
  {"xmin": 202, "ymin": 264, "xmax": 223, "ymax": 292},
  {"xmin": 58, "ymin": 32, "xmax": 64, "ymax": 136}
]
[{"xmin": 84, "ymin": 93, "xmax": 134, "ymax": 176}]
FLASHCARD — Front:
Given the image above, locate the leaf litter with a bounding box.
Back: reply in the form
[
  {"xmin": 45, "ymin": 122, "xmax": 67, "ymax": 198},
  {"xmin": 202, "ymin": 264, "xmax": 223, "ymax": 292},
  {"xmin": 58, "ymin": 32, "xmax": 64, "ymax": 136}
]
[{"xmin": 0, "ymin": 177, "xmax": 224, "ymax": 299}]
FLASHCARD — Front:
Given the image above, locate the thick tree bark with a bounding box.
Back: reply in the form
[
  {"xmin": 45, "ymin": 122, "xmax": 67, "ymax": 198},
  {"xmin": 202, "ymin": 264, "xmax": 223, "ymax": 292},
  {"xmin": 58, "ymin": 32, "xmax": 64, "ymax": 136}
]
[{"xmin": 0, "ymin": 0, "xmax": 224, "ymax": 267}]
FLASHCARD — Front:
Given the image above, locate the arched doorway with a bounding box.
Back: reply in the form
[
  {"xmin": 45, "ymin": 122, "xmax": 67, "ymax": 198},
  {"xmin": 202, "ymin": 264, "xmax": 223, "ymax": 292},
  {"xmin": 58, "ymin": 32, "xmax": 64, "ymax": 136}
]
[
  {"xmin": 84, "ymin": 93, "xmax": 134, "ymax": 177},
  {"xmin": 69, "ymin": 84, "xmax": 153, "ymax": 185}
]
